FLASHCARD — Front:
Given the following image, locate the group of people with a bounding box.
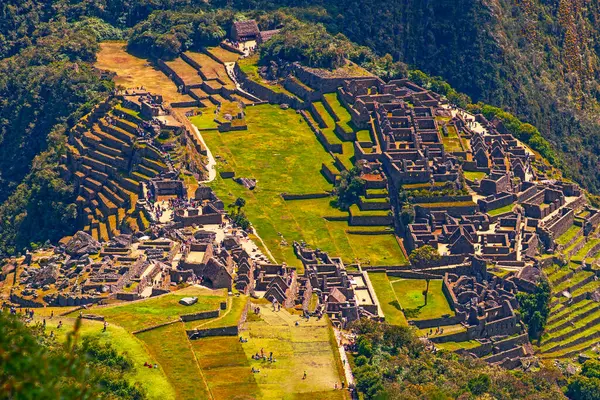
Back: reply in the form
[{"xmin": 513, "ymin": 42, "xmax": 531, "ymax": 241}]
[
  {"xmin": 143, "ymin": 362, "xmax": 158, "ymax": 369},
  {"xmin": 425, "ymin": 326, "xmax": 445, "ymax": 337}
]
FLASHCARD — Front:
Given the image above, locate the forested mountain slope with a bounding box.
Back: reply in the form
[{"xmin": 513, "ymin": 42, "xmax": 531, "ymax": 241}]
[{"xmin": 226, "ymin": 0, "xmax": 600, "ymax": 194}]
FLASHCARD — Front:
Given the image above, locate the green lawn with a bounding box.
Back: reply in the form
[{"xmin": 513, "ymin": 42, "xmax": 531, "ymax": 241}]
[
  {"xmin": 390, "ymin": 279, "xmax": 454, "ymax": 320},
  {"xmin": 463, "ymin": 170, "xmax": 487, "ymax": 181},
  {"xmin": 46, "ymin": 317, "xmax": 176, "ymax": 400},
  {"xmin": 191, "ymin": 337, "xmax": 260, "ymax": 400},
  {"xmin": 441, "ymin": 125, "xmax": 463, "ymax": 152},
  {"xmin": 487, "ymin": 203, "xmax": 515, "ymax": 216},
  {"xmin": 81, "ymin": 286, "xmax": 226, "ymax": 332},
  {"xmin": 323, "ymin": 93, "xmax": 353, "ymax": 133},
  {"xmin": 198, "ymin": 104, "xmax": 407, "ymax": 268},
  {"xmin": 137, "ymin": 323, "xmax": 211, "ymax": 400},
  {"xmin": 189, "ymin": 109, "xmax": 219, "ymax": 130},
  {"xmin": 556, "ymin": 225, "xmax": 581, "ymax": 246},
  {"xmin": 239, "ymin": 303, "xmax": 346, "ymax": 399},
  {"xmin": 366, "ymin": 272, "xmax": 408, "ymax": 326},
  {"xmin": 436, "ymin": 340, "xmax": 481, "ymax": 352},
  {"xmin": 191, "ymin": 295, "xmax": 248, "ymax": 330}
]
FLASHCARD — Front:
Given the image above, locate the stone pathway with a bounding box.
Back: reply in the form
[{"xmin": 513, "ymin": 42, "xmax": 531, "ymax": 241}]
[{"xmin": 334, "ymin": 328, "xmax": 355, "ymax": 387}]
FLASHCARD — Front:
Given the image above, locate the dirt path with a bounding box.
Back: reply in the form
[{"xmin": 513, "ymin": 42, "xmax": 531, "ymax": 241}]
[{"xmin": 334, "ymin": 328, "xmax": 355, "ymax": 388}]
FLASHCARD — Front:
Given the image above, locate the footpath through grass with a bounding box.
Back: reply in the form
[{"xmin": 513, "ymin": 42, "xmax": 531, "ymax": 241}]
[{"xmin": 199, "ymin": 104, "xmax": 407, "ymax": 268}]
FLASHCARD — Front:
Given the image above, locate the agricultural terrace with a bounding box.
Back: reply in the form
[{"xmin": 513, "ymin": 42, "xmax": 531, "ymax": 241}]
[
  {"xmin": 198, "ymin": 104, "xmax": 407, "ymax": 269},
  {"xmin": 96, "ymin": 42, "xmax": 193, "ymax": 104}
]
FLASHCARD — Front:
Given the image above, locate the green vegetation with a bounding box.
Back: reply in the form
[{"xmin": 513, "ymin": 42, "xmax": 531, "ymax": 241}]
[
  {"xmin": 366, "ymin": 272, "xmax": 408, "ymax": 326},
  {"xmin": 517, "ymin": 279, "xmax": 551, "ymax": 340},
  {"xmin": 198, "ymin": 104, "xmax": 407, "ymax": 268},
  {"xmin": 137, "ymin": 323, "xmax": 211, "ymax": 400},
  {"xmin": 463, "ymin": 170, "xmax": 487, "ymax": 181},
  {"xmin": 390, "ymin": 279, "xmax": 453, "ymax": 320},
  {"xmin": 238, "ymin": 304, "xmax": 345, "ymax": 399},
  {"xmin": 349, "ymin": 318, "xmax": 564, "ymax": 399},
  {"xmin": 85, "ymin": 287, "xmax": 226, "ymax": 332},
  {"xmin": 128, "ymin": 10, "xmax": 231, "ymax": 60},
  {"xmin": 487, "ymin": 203, "xmax": 515, "ymax": 216},
  {"xmin": 408, "ymin": 245, "xmax": 441, "ymax": 268},
  {"xmin": 333, "ymin": 168, "xmax": 364, "ymax": 210},
  {"xmin": 190, "ymin": 337, "xmax": 260, "ymax": 399},
  {"xmin": 567, "ymin": 360, "xmax": 600, "ymax": 400},
  {"xmin": 556, "ymin": 225, "xmax": 582, "ymax": 246},
  {"xmin": 0, "ymin": 20, "xmax": 113, "ymax": 255},
  {"xmin": 51, "ymin": 317, "xmax": 176, "ymax": 399},
  {"xmin": 1, "ymin": 312, "xmax": 146, "ymax": 399}
]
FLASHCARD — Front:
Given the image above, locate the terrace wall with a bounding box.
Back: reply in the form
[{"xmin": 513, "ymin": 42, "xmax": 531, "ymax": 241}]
[{"xmin": 233, "ymin": 64, "xmax": 306, "ymax": 109}]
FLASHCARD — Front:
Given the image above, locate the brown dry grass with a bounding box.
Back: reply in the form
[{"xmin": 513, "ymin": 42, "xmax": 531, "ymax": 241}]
[
  {"xmin": 183, "ymin": 51, "xmax": 232, "ymax": 84},
  {"xmin": 164, "ymin": 57, "xmax": 203, "ymax": 86},
  {"xmin": 96, "ymin": 41, "xmax": 193, "ymax": 104}
]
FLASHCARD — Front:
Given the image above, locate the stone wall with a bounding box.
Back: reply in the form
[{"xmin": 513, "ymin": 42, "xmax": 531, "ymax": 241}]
[
  {"xmin": 180, "ymin": 309, "xmax": 220, "ymax": 322},
  {"xmin": 233, "ymin": 64, "xmax": 306, "ymax": 109},
  {"xmin": 186, "ymin": 325, "xmax": 239, "ymax": 339},
  {"xmin": 414, "ymin": 203, "xmax": 478, "ymax": 218},
  {"xmin": 283, "ymin": 76, "xmax": 321, "ymax": 102},
  {"xmin": 280, "ymin": 192, "xmax": 331, "ymax": 200}
]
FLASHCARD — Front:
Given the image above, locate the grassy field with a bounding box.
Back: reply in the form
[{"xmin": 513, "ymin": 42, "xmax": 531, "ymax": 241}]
[
  {"xmin": 239, "ymin": 304, "xmax": 346, "ymax": 399},
  {"xmin": 198, "ymin": 104, "xmax": 407, "ymax": 268},
  {"xmin": 137, "ymin": 322, "xmax": 212, "ymax": 400},
  {"xmin": 366, "ymin": 272, "xmax": 408, "ymax": 326},
  {"xmin": 78, "ymin": 286, "xmax": 226, "ymax": 332},
  {"xmin": 95, "ymin": 41, "xmax": 193, "ymax": 104},
  {"xmin": 390, "ymin": 279, "xmax": 454, "ymax": 320},
  {"xmin": 191, "ymin": 336, "xmax": 261, "ymax": 399},
  {"xmin": 36, "ymin": 316, "xmax": 176, "ymax": 400}
]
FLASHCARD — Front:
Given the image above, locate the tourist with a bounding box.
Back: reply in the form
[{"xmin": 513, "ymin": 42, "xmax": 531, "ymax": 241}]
[
  {"xmin": 42, "ymin": 319, "xmax": 46, "ymax": 328},
  {"xmin": 334, "ymin": 383, "xmax": 338, "ymax": 390},
  {"xmin": 103, "ymin": 321, "xmax": 108, "ymax": 332},
  {"xmin": 303, "ymin": 371, "xmax": 307, "ymax": 380}
]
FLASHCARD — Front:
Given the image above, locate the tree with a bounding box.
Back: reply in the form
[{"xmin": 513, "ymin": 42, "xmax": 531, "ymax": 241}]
[
  {"xmin": 567, "ymin": 375, "xmax": 600, "ymax": 400},
  {"xmin": 409, "ymin": 245, "xmax": 441, "ymax": 268},
  {"xmin": 333, "ymin": 167, "xmax": 364, "ymax": 210},
  {"xmin": 516, "ymin": 279, "xmax": 551, "ymax": 340},
  {"xmin": 423, "ymin": 278, "xmax": 430, "ymax": 305},
  {"xmin": 234, "ymin": 197, "xmax": 246, "ymax": 210},
  {"xmin": 468, "ymin": 374, "xmax": 491, "ymax": 396}
]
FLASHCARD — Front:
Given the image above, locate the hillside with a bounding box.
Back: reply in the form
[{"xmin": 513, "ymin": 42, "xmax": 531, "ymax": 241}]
[{"xmin": 224, "ymin": 0, "xmax": 600, "ymax": 195}]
